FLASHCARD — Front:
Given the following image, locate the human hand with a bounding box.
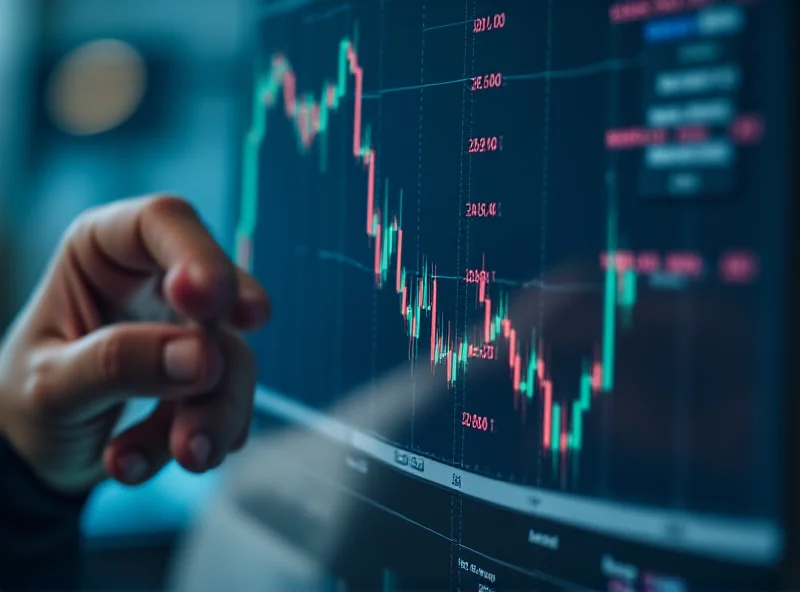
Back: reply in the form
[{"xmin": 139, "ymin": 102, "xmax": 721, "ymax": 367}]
[{"xmin": 0, "ymin": 196, "xmax": 270, "ymax": 494}]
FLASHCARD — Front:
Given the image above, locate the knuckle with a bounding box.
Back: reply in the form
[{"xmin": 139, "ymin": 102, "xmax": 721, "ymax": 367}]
[
  {"xmin": 24, "ymin": 352, "xmax": 60, "ymax": 413},
  {"xmin": 96, "ymin": 330, "xmax": 126, "ymax": 388},
  {"xmin": 62, "ymin": 206, "xmax": 99, "ymax": 244},
  {"xmin": 145, "ymin": 195, "xmax": 197, "ymax": 220}
]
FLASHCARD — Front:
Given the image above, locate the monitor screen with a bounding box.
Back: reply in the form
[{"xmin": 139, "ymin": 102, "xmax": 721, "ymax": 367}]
[{"xmin": 237, "ymin": 0, "xmax": 796, "ymax": 589}]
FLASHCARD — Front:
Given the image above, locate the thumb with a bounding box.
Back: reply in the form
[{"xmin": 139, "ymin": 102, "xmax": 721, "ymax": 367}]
[{"xmin": 28, "ymin": 323, "xmax": 224, "ymax": 417}]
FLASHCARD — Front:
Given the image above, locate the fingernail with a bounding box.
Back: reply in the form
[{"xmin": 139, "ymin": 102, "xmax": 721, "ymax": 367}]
[
  {"xmin": 163, "ymin": 337, "xmax": 201, "ymax": 382},
  {"xmin": 118, "ymin": 452, "xmax": 149, "ymax": 484},
  {"xmin": 189, "ymin": 433, "xmax": 212, "ymax": 467}
]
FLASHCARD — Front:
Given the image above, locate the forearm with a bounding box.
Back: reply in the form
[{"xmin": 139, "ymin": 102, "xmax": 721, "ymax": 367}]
[{"xmin": 0, "ymin": 437, "xmax": 87, "ymax": 591}]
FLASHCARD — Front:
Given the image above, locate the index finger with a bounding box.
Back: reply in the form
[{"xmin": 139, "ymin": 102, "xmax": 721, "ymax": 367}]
[{"xmin": 75, "ymin": 195, "xmax": 238, "ymax": 322}]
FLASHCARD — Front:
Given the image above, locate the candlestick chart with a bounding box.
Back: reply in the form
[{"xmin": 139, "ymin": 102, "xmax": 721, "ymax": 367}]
[
  {"xmin": 237, "ymin": 31, "xmax": 634, "ymax": 466},
  {"xmin": 242, "ymin": 0, "xmax": 783, "ymax": 518}
]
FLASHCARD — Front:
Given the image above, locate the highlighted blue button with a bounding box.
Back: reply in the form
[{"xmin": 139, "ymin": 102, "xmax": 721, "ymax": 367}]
[{"xmin": 645, "ymin": 15, "xmax": 698, "ymax": 43}]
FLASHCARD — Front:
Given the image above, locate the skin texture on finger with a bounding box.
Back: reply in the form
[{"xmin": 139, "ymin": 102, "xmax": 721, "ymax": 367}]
[
  {"xmin": 26, "ymin": 323, "xmax": 223, "ymax": 420},
  {"xmin": 103, "ymin": 402, "xmax": 175, "ymax": 486},
  {"xmin": 170, "ymin": 329, "xmax": 256, "ymax": 473}
]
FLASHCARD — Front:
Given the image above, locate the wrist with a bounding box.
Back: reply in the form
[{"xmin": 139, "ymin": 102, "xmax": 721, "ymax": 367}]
[
  {"xmin": 0, "ymin": 436, "xmax": 88, "ymax": 592},
  {"xmin": 0, "ymin": 435, "xmax": 93, "ymax": 503},
  {"xmin": 0, "ymin": 425, "xmax": 106, "ymax": 496}
]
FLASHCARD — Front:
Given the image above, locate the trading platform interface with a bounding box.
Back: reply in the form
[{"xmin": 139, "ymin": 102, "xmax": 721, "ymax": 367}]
[{"xmin": 241, "ymin": 0, "xmax": 794, "ymax": 589}]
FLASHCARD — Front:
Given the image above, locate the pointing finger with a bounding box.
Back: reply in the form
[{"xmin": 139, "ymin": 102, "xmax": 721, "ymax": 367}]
[{"xmin": 68, "ymin": 195, "xmax": 239, "ymax": 322}]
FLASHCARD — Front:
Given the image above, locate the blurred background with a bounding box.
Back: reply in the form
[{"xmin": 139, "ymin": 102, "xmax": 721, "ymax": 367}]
[{"xmin": 0, "ymin": 0, "xmax": 256, "ymax": 588}]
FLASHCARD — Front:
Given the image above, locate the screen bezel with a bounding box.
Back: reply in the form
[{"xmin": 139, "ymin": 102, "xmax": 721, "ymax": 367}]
[{"xmin": 781, "ymin": 0, "xmax": 799, "ymax": 586}]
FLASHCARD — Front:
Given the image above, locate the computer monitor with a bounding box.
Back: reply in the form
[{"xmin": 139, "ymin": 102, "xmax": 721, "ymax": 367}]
[{"xmin": 237, "ymin": 0, "xmax": 797, "ymax": 589}]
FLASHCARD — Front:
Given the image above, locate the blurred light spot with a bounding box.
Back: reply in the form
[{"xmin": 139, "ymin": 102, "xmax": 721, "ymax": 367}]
[
  {"xmin": 730, "ymin": 113, "xmax": 765, "ymax": 145},
  {"xmin": 719, "ymin": 250, "xmax": 760, "ymax": 284},
  {"xmin": 46, "ymin": 39, "xmax": 146, "ymax": 136}
]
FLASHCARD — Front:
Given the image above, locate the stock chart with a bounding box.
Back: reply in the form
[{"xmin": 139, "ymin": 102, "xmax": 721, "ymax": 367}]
[{"xmin": 241, "ymin": 0, "xmax": 791, "ymax": 589}]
